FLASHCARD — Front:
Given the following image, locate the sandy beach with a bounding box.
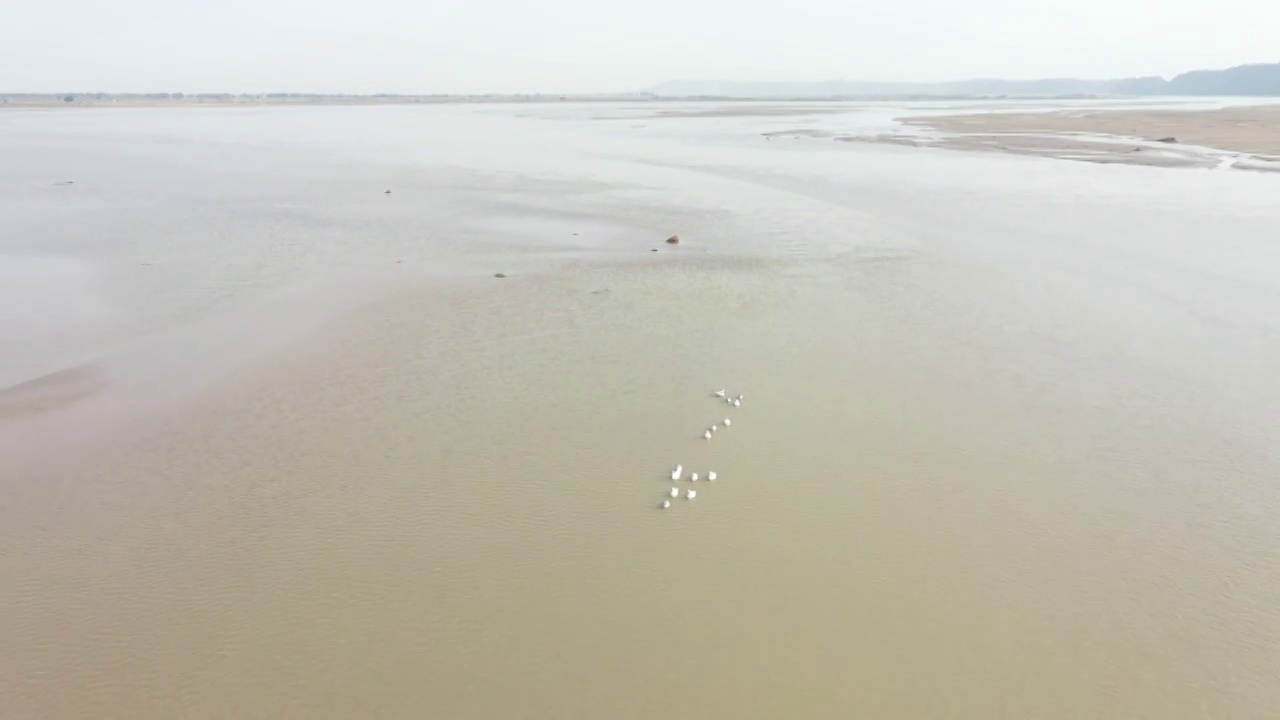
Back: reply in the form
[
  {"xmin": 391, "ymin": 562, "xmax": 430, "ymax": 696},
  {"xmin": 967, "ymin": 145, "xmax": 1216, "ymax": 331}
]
[
  {"xmin": 3, "ymin": 102, "xmax": 1280, "ymax": 719},
  {"xmin": 867, "ymin": 104, "xmax": 1280, "ymax": 170}
]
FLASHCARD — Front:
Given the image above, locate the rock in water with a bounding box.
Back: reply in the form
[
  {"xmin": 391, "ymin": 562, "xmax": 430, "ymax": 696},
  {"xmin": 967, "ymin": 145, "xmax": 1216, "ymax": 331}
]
[
  {"xmin": 494, "ymin": 273, "xmax": 507, "ymax": 278},
  {"xmin": 1156, "ymin": 136, "xmax": 1178, "ymax": 144},
  {"xmin": 665, "ymin": 234, "xmax": 680, "ymax": 245}
]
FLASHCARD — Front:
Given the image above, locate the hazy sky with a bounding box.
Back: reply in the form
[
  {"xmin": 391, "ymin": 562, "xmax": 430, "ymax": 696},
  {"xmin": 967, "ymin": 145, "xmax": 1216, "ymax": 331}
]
[{"xmin": 1, "ymin": 0, "xmax": 1275, "ymax": 93}]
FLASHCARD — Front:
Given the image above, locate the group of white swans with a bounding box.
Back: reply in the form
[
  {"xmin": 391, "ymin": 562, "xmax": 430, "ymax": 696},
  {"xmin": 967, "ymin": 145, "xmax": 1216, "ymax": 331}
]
[{"xmin": 661, "ymin": 388, "xmax": 743, "ymax": 508}]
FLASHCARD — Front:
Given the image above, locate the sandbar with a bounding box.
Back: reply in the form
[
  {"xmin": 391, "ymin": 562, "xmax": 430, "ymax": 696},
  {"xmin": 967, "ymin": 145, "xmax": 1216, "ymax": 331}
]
[{"xmin": 861, "ymin": 104, "xmax": 1280, "ymax": 171}]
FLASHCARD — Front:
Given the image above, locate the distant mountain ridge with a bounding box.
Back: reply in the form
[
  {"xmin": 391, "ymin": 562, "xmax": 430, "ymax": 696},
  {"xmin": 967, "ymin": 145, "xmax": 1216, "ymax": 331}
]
[{"xmin": 647, "ymin": 62, "xmax": 1280, "ymax": 98}]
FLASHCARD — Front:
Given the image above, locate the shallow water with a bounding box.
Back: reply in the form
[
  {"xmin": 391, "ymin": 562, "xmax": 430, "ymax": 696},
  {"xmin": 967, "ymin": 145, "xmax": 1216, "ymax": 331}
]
[{"xmin": 2, "ymin": 102, "xmax": 1279, "ymax": 718}]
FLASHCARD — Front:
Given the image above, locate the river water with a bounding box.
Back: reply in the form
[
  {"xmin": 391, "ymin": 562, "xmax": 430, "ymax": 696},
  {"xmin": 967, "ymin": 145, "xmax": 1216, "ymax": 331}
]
[{"xmin": 2, "ymin": 101, "xmax": 1278, "ymax": 718}]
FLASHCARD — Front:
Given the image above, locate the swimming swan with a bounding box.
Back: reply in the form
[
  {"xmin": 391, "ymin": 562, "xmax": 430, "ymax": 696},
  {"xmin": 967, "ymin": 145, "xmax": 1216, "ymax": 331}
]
[{"xmin": 671, "ymin": 464, "xmax": 683, "ymax": 481}]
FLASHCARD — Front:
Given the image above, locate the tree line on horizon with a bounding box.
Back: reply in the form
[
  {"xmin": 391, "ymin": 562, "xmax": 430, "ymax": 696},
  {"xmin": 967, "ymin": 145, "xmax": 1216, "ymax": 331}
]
[{"xmin": 5, "ymin": 62, "xmax": 1278, "ymax": 102}]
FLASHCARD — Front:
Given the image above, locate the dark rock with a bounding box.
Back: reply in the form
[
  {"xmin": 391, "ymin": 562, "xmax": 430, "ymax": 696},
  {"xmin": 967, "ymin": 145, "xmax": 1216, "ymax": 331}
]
[
  {"xmin": 494, "ymin": 273, "xmax": 507, "ymax": 278},
  {"xmin": 650, "ymin": 248, "xmax": 658, "ymax": 252},
  {"xmin": 665, "ymin": 234, "xmax": 680, "ymax": 245},
  {"xmin": 1155, "ymin": 136, "xmax": 1178, "ymax": 143},
  {"xmin": 384, "ymin": 189, "xmax": 392, "ymax": 194}
]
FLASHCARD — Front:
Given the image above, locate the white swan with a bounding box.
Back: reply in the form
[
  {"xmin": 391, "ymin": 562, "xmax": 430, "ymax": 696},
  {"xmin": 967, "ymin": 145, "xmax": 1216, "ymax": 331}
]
[
  {"xmin": 711, "ymin": 424, "xmax": 718, "ymax": 432},
  {"xmin": 707, "ymin": 471, "xmax": 717, "ymax": 481},
  {"xmin": 713, "ymin": 389, "xmax": 726, "ymax": 397},
  {"xmin": 703, "ymin": 430, "xmax": 712, "ymax": 440},
  {"xmin": 737, "ymin": 394, "xmax": 744, "ymax": 401},
  {"xmin": 732, "ymin": 399, "xmax": 740, "ymax": 407},
  {"xmin": 670, "ymin": 487, "xmax": 679, "ymax": 497},
  {"xmin": 686, "ymin": 489, "xmax": 697, "ymax": 499},
  {"xmin": 691, "ymin": 473, "xmax": 699, "ymax": 481},
  {"xmin": 671, "ymin": 464, "xmax": 683, "ymax": 481},
  {"xmin": 723, "ymin": 418, "xmax": 731, "ymax": 426},
  {"xmin": 725, "ymin": 396, "xmax": 734, "ymax": 405},
  {"xmin": 661, "ymin": 499, "xmax": 671, "ymax": 509}
]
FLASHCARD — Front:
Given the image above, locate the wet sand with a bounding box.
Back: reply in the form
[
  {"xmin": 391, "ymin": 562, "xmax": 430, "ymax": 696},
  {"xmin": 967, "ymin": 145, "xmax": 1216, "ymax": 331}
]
[
  {"xmin": 3, "ymin": 103, "xmax": 1280, "ymax": 719},
  {"xmin": 877, "ymin": 104, "xmax": 1280, "ymax": 170},
  {"xmin": 0, "ymin": 365, "xmax": 110, "ymax": 419}
]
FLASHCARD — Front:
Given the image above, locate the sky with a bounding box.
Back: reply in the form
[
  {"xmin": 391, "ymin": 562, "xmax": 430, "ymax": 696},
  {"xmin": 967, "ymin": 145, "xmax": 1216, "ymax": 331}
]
[{"xmin": 0, "ymin": 0, "xmax": 1276, "ymax": 93}]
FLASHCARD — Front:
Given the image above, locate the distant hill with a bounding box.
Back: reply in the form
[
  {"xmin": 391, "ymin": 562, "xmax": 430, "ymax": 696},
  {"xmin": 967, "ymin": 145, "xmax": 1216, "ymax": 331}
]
[
  {"xmin": 647, "ymin": 62, "xmax": 1280, "ymax": 99},
  {"xmin": 1166, "ymin": 63, "xmax": 1280, "ymax": 95}
]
